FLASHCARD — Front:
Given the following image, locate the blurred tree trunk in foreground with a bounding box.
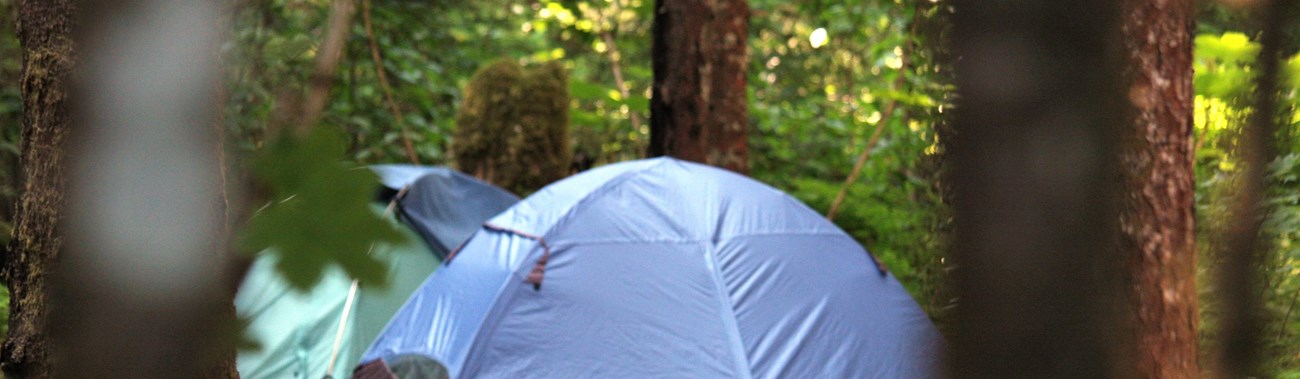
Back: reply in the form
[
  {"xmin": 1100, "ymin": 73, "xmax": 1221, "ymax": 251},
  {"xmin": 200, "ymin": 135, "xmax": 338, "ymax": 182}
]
[
  {"xmin": 1, "ymin": 0, "xmax": 75, "ymax": 377},
  {"xmin": 43, "ymin": 0, "xmax": 234, "ymax": 377},
  {"xmin": 1118, "ymin": 0, "xmax": 1200, "ymax": 376},
  {"xmin": 948, "ymin": 1, "xmax": 1128, "ymax": 377},
  {"xmin": 648, "ymin": 0, "xmax": 750, "ymax": 174}
]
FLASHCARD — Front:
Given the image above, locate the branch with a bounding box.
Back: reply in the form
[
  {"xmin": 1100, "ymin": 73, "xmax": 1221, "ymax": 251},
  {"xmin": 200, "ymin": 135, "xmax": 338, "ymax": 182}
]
[
  {"xmin": 597, "ymin": 3, "xmax": 643, "ymax": 131},
  {"xmin": 363, "ymin": 0, "xmax": 422, "ymax": 164},
  {"xmin": 1279, "ymin": 284, "xmax": 1300, "ymax": 342},
  {"xmin": 826, "ymin": 8, "xmax": 917, "ymax": 221},
  {"xmin": 294, "ymin": 0, "xmax": 356, "ymax": 137}
]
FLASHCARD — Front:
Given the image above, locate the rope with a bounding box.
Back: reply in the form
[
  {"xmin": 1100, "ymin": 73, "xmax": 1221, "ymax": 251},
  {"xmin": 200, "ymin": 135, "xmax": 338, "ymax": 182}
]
[{"xmin": 481, "ymin": 223, "xmax": 551, "ymax": 291}]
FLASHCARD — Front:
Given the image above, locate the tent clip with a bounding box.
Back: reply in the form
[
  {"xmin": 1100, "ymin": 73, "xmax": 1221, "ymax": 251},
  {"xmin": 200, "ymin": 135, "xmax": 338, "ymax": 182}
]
[
  {"xmin": 869, "ymin": 253, "xmax": 888, "ymax": 277},
  {"xmin": 483, "ymin": 223, "xmax": 551, "ymax": 291}
]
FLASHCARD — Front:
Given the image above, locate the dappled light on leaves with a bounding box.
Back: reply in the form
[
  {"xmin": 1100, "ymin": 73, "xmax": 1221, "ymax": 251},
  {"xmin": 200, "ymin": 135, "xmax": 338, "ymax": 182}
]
[{"xmin": 809, "ymin": 27, "xmax": 828, "ymax": 48}]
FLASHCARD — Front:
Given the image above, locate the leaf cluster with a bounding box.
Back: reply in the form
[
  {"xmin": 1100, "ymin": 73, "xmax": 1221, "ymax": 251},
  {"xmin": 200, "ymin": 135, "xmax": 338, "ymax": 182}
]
[{"xmin": 240, "ymin": 129, "xmax": 404, "ymax": 291}]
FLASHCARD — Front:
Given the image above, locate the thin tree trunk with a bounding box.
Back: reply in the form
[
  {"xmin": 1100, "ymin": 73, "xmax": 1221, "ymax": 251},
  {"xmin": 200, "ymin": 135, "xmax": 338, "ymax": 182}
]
[
  {"xmin": 361, "ymin": 0, "xmax": 420, "ymax": 165},
  {"xmin": 648, "ymin": 0, "xmax": 749, "ymax": 173},
  {"xmin": 1217, "ymin": 1, "xmax": 1291, "ymax": 376},
  {"xmin": 1117, "ymin": 0, "xmax": 1200, "ymax": 377},
  {"xmin": 1, "ymin": 0, "xmax": 76, "ymax": 377},
  {"xmin": 947, "ymin": 1, "xmax": 1127, "ymax": 377}
]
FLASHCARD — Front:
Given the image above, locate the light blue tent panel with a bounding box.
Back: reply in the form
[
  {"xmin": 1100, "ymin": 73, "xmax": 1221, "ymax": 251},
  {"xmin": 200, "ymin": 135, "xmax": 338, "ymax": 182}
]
[{"xmin": 362, "ymin": 158, "xmax": 942, "ymax": 378}]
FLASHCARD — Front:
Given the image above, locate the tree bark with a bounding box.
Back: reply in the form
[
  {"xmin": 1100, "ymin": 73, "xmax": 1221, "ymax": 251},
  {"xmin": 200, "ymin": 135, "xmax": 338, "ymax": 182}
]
[
  {"xmin": 648, "ymin": 0, "xmax": 749, "ymax": 174},
  {"xmin": 1, "ymin": 0, "xmax": 75, "ymax": 377},
  {"xmin": 1118, "ymin": 0, "xmax": 1200, "ymax": 377}
]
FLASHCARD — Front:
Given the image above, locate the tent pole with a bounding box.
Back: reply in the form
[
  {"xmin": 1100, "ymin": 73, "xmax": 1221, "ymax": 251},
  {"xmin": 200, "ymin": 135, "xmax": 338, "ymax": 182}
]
[
  {"xmin": 325, "ymin": 279, "xmax": 361, "ymax": 377},
  {"xmin": 323, "ymin": 191, "xmax": 406, "ymax": 378}
]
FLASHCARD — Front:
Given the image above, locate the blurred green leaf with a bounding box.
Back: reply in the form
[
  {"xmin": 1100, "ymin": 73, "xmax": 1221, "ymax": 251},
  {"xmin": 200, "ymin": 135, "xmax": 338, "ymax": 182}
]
[{"xmin": 239, "ymin": 128, "xmax": 402, "ymax": 291}]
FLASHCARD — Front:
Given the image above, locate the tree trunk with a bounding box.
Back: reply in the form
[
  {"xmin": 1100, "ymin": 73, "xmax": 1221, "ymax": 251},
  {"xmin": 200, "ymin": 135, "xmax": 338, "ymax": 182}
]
[
  {"xmin": 1, "ymin": 0, "xmax": 75, "ymax": 377},
  {"xmin": 947, "ymin": 1, "xmax": 1127, "ymax": 377},
  {"xmin": 1216, "ymin": 1, "xmax": 1290, "ymax": 376},
  {"xmin": 1118, "ymin": 0, "xmax": 1199, "ymax": 377},
  {"xmin": 50, "ymin": 1, "xmax": 236, "ymax": 377},
  {"xmin": 648, "ymin": 0, "xmax": 749, "ymax": 174}
]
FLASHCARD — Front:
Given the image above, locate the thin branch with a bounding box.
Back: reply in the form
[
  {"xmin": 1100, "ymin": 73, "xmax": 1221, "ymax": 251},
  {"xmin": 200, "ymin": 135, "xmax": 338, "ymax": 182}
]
[
  {"xmin": 1279, "ymin": 284, "xmax": 1300, "ymax": 342},
  {"xmin": 597, "ymin": 2, "xmax": 643, "ymax": 131},
  {"xmin": 363, "ymin": 0, "xmax": 421, "ymax": 164},
  {"xmin": 294, "ymin": 0, "xmax": 356, "ymax": 137},
  {"xmin": 603, "ymin": 31, "xmax": 643, "ymax": 131},
  {"xmin": 826, "ymin": 7, "xmax": 917, "ymax": 221}
]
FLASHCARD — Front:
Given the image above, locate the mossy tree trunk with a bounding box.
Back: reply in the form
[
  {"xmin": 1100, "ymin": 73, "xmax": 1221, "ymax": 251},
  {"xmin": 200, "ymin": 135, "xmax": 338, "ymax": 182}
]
[
  {"xmin": 1118, "ymin": 0, "xmax": 1200, "ymax": 377},
  {"xmin": 1, "ymin": 0, "xmax": 75, "ymax": 377},
  {"xmin": 648, "ymin": 0, "xmax": 750, "ymax": 174},
  {"xmin": 2, "ymin": 1, "xmax": 239, "ymax": 377}
]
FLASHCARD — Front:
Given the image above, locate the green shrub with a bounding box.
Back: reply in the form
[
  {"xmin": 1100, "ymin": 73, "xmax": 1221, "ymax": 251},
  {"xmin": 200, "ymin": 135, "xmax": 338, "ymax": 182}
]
[{"xmin": 452, "ymin": 59, "xmax": 571, "ymax": 195}]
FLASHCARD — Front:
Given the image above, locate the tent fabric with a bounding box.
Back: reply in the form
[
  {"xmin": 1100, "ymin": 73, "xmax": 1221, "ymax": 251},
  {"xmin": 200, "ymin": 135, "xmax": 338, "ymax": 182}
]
[
  {"xmin": 360, "ymin": 157, "xmax": 943, "ymax": 378},
  {"xmin": 236, "ymin": 166, "xmax": 519, "ymax": 379},
  {"xmin": 395, "ymin": 169, "xmax": 519, "ymax": 258},
  {"xmin": 369, "ymin": 164, "xmax": 446, "ymax": 192},
  {"xmin": 236, "ymin": 218, "xmax": 438, "ymax": 379}
]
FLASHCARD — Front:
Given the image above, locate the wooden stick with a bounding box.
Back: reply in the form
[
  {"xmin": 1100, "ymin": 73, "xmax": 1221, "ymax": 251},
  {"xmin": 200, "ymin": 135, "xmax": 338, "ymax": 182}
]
[
  {"xmin": 295, "ymin": 0, "xmax": 356, "ymax": 136},
  {"xmin": 826, "ymin": 8, "xmax": 916, "ymax": 221},
  {"xmin": 362, "ymin": 0, "xmax": 422, "ymax": 164},
  {"xmin": 597, "ymin": 2, "xmax": 643, "ymax": 132}
]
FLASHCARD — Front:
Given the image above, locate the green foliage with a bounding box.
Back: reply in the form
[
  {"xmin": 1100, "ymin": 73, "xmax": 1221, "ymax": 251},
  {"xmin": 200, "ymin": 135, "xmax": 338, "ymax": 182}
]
[
  {"xmin": 1191, "ymin": 19, "xmax": 1300, "ymax": 373},
  {"xmin": 745, "ymin": 0, "xmax": 955, "ymax": 324},
  {"xmin": 453, "ymin": 59, "xmax": 572, "ymax": 195},
  {"xmin": 788, "ymin": 172, "xmax": 949, "ymax": 315},
  {"xmin": 0, "ymin": 0, "xmax": 22, "ymax": 240},
  {"xmin": 0, "ymin": 286, "xmax": 7, "ymax": 338},
  {"xmin": 516, "ymin": 0, "xmax": 654, "ymax": 165},
  {"xmin": 1261, "ymin": 153, "xmax": 1300, "ymax": 369},
  {"xmin": 1195, "ymin": 32, "xmax": 1260, "ymax": 102},
  {"xmin": 240, "ymin": 128, "xmax": 403, "ymax": 290}
]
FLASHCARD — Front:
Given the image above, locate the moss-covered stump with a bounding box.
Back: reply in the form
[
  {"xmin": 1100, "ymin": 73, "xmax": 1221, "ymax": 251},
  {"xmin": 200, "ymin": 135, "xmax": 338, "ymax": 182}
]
[{"xmin": 452, "ymin": 59, "xmax": 571, "ymax": 195}]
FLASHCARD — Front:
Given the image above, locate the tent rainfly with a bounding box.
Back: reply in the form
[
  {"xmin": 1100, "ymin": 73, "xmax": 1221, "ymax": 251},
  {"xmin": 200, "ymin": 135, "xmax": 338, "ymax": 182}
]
[{"xmin": 357, "ymin": 158, "xmax": 943, "ymax": 378}]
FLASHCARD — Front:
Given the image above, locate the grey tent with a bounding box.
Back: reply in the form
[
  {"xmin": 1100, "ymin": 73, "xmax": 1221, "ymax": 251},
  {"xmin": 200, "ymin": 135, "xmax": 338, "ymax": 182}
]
[{"xmin": 235, "ymin": 166, "xmax": 517, "ymax": 379}]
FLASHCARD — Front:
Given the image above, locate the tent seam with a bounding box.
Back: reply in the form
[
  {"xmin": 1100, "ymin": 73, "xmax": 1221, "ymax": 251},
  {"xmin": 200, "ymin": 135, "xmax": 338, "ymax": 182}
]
[
  {"xmin": 541, "ymin": 231, "xmax": 852, "ymax": 247},
  {"xmin": 702, "ymin": 240, "xmax": 756, "ymax": 379},
  {"xmin": 529, "ymin": 158, "xmax": 676, "ymax": 242},
  {"xmin": 484, "ymin": 159, "xmax": 682, "ymax": 285},
  {"xmin": 457, "ymin": 159, "xmax": 693, "ymax": 375},
  {"xmin": 450, "ymin": 234, "xmax": 540, "ymax": 377}
]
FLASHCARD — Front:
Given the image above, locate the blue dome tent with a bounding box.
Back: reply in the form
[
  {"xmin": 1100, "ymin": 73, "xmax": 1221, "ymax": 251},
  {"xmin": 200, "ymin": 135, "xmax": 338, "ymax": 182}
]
[
  {"xmin": 357, "ymin": 158, "xmax": 942, "ymax": 378},
  {"xmin": 235, "ymin": 166, "xmax": 518, "ymax": 379}
]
